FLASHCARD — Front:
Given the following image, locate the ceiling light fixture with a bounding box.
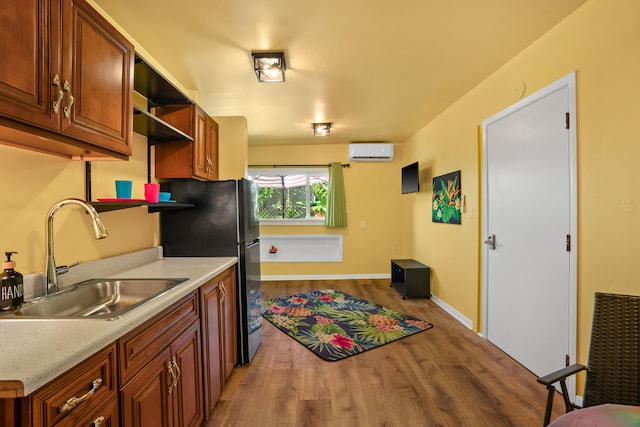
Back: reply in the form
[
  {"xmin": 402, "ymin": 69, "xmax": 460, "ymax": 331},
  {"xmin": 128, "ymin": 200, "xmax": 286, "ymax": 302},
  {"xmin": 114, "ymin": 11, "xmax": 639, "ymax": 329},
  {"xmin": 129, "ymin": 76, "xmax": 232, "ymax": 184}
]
[
  {"xmin": 313, "ymin": 122, "xmax": 332, "ymax": 136},
  {"xmin": 252, "ymin": 51, "xmax": 286, "ymax": 82}
]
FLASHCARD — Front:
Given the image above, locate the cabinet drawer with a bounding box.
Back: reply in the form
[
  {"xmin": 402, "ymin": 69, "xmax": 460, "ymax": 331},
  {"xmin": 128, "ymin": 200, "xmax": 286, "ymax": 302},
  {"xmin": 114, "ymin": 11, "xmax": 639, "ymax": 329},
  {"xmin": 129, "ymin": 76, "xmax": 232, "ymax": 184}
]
[
  {"xmin": 31, "ymin": 344, "xmax": 117, "ymax": 427},
  {"xmin": 57, "ymin": 396, "xmax": 119, "ymax": 427},
  {"xmin": 118, "ymin": 291, "xmax": 199, "ymax": 385}
]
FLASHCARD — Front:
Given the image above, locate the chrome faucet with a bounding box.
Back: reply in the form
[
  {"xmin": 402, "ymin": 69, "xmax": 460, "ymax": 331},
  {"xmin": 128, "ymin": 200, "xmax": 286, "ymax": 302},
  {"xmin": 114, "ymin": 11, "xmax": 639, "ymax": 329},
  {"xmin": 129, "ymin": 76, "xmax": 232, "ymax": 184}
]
[{"xmin": 45, "ymin": 198, "xmax": 108, "ymax": 294}]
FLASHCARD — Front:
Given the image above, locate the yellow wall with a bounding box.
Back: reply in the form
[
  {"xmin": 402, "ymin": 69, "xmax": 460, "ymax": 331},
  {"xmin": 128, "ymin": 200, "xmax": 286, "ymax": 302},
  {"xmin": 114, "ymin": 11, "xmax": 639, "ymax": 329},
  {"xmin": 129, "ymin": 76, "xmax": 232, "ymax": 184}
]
[
  {"xmin": 400, "ymin": 0, "xmax": 640, "ymax": 383},
  {"xmin": 214, "ymin": 116, "xmax": 249, "ymax": 180},
  {"xmin": 249, "ymin": 143, "xmax": 410, "ymax": 277},
  {"xmin": 0, "ymin": 132, "xmax": 157, "ymax": 275},
  {"xmin": 249, "ymin": 0, "xmax": 640, "ymax": 392}
]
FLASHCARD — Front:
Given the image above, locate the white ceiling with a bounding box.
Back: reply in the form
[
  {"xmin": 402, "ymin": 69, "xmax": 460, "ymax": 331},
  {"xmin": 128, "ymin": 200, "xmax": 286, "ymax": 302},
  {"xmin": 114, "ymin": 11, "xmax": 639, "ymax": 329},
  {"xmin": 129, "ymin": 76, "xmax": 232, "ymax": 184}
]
[{"xmin": 93, "ymin": 0, "xmax": 587, "ymax": 146}]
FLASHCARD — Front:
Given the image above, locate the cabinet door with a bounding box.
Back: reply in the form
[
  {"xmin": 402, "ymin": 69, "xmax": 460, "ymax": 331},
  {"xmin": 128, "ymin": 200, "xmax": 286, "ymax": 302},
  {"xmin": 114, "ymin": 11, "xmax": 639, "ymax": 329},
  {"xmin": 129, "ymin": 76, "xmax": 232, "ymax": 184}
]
[
  {"xmin": 0, "ymin": 0, "xmax": 60, "ymax": 130},
  {"xmin": 64, "ymin": 396, "xmax": 119, "ymax": 427},
  {"xmin": 207, "ymin": 117, "xmax": 219, "ymax": 180},
  {"xmin": 60, "ymin": 0, "xmax": 133, "ymax": 155},
  {"xmin": 200, "ymin": 278, "xmax": 223, "ymax": 417},
  {"xmin": 192, "ymin": 106, "xmax": 209, "ymax": 179},
  {"xmin": 221, "ymin": 268, "xmax": 237, "ymax": 383},
  {"xmin": 120, "ymin": 348, "xmax": 173, "ymax": 427},
  {"xmin": 171, "ymin": 321, "xmax": 204, "ymax": 427}
]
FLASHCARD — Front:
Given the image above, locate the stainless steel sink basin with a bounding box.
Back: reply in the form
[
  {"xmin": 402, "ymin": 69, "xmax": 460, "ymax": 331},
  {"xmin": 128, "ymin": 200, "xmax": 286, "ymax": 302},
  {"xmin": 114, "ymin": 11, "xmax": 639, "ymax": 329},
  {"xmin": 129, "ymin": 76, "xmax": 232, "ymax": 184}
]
[{"xmin": 5, "ymin": 278, "xmax": 188, "ymax": 320}]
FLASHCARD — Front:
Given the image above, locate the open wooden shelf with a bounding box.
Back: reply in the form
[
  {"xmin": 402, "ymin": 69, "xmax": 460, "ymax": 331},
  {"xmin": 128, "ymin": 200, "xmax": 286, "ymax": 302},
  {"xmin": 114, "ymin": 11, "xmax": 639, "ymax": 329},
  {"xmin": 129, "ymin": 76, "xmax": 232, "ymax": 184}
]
[
  {"xmin": 90, "ymin": 201, "xmax": 195, "ymax": 213},
  {"xmin": 133, "ymin": 105, "xmax": 194, "ymax": 144}
]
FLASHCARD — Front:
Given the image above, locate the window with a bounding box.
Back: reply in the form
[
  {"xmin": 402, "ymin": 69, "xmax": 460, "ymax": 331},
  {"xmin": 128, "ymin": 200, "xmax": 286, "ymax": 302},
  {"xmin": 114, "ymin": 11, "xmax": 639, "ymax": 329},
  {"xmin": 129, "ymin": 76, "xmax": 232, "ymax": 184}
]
[{"xmin": 249, "ymin": 168, "xmax": 328, "ymax": 223}]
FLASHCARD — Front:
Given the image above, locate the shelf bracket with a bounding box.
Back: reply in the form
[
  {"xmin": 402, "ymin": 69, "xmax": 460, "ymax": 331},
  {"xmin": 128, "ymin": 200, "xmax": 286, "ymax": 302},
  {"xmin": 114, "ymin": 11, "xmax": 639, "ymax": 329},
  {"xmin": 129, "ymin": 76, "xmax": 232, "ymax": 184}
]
[{"xmin": 85, "ymin": 161, "xmax": 92, "ymax": 201}]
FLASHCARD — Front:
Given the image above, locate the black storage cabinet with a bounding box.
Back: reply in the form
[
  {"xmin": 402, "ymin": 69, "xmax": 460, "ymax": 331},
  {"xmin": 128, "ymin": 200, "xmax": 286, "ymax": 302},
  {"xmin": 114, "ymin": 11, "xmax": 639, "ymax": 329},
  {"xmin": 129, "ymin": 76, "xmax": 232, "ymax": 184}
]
[{"xmin": 390, "ymin": 259, "xmax": 431, "ymax": 299}]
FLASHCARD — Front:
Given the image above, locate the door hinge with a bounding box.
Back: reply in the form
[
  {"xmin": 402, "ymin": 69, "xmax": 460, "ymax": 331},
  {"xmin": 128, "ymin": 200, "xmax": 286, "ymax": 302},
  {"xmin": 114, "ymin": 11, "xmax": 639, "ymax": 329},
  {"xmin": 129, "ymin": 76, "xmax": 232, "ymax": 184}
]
[
  {"xmin": 566, "ymin": 234, "xmax": 571, "ymax": 252},
  {"xmin": 565, "ymin": 112, "xmax": 570, "ymax": 129},
  {"xmin": 566, "ymin": 354, "xmax": 570, "ymax": 367}
]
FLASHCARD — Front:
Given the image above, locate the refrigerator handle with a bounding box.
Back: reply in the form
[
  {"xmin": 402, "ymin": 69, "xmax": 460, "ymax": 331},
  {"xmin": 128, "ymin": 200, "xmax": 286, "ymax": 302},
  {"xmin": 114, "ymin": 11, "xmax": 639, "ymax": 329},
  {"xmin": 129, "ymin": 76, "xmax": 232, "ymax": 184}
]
[{"xmin": 247, "ymin": 239, "xmax": 260, "ymax": 248}]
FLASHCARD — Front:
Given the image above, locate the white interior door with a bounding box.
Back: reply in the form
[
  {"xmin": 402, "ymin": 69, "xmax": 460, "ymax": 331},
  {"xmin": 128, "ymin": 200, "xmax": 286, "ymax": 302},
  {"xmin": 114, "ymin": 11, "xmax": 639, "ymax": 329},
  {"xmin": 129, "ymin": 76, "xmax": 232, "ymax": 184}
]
[{"xmin": 481, "ymin": 73, "xmax": 577, "ymax": 380}]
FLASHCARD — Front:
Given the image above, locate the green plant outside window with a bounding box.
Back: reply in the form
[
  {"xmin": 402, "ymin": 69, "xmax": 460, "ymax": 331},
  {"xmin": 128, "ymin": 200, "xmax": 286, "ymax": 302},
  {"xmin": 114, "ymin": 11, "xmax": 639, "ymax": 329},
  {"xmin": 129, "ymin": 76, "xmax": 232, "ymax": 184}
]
[{"xmin": 249, "ymin": 171, "xmax": 328, "ymax": 220}]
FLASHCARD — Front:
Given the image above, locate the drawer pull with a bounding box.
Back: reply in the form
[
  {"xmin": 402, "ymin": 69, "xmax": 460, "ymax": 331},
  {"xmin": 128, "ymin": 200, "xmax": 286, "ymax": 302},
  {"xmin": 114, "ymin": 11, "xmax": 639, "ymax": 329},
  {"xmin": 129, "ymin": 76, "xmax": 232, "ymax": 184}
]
[
  {"xmin": 52, "ymin": 74, "xmax": 64, "ymax": 114},
  {"xmin": 172, "ymin": 356, "xmax": 181, "ymax": 384},
  {"xmin": 62, "ymin": 79, "xmax": 74, "ymax": 119},
  {"xmin": 92, "ymin": 415, "xmax": 105, "ymax": 427},
  {"xmin": 58, "ymin": 377, "xmax": 102, "ymax": 413},
  {"xmin": 167, "ymin": 360, "xmax": 177, "ymax": 395},
  {"xmin": 220, "ymin": 281, "xmax": 226, "ymax": 302}
]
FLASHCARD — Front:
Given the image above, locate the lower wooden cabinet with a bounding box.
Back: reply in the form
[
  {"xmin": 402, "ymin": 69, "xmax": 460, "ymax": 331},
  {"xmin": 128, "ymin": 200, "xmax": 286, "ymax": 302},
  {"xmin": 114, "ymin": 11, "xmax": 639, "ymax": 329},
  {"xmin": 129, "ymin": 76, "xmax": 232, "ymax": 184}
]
[
  {"xmin": 220, "ymin": 267, "xmax": 237, "ymax": 383},
  {"xmin": 170, "ymin": 321, "xmax": 203, "ymax": 427},
  {"xmin": 200, "ymin": 265, "xmax": 237, "ymax": 419},
  {"xmin": 120, "ymin": 347, "xmax": 173, "ymax": 427},
  {"xmin": 199, "ymin": 279, "xmax": 223, "ymax": 417},
  {"xmin": 0, "ymin": 265, "xmax": 237, "ymax": 426},
  {"xmin": 31, "ymin": 344, "xmax": 118, "ymax": 427},
  {"xmin": 119, "ymin": 292, "xmax": 203, "ymax": 427},
  {"xmin": 120, "ymin": 321, "xmax": 202, "ymax": 427},
  {"xmin": 70, "ymin": 396, "xmax": 119, "ymax": 427}
]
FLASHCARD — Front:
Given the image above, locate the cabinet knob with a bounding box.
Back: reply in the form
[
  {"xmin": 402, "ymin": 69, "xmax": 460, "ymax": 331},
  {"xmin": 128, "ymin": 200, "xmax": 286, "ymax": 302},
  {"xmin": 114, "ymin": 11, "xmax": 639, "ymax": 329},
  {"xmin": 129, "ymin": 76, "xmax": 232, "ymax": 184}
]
[{"xmin": 92, "ymin": 415, "xmax": 105, "ymax": 427}]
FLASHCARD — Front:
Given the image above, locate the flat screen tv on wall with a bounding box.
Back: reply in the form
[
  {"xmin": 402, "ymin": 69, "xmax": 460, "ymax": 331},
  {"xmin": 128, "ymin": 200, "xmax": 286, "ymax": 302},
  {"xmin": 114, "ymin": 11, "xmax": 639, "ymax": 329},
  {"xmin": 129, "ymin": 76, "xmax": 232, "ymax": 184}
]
[{"xmin": 401, "ymin": 161, "xmax": 419, "ymax": 194}]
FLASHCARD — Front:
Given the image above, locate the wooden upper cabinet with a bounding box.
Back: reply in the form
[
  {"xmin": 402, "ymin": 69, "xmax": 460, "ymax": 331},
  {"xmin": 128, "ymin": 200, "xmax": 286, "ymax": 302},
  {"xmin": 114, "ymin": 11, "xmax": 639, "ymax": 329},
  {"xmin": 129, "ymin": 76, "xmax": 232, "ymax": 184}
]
[
  {"xmin": 0, "ymin": 0, "xmax": 59, "ymax": 130},
  {"xmin": 207, "ymin": 116, "xmax": 219, "ymax": 180},
  {"xmin": 193, "ymin": 106, "xmax": 209, "ymax": 179},
  {"xmin": 0, "ymin": 0, "xmax": 133, "ymax": 160},
  {"xmin": 60, "ymin": 0, "xmax": 133, "ymax": 155},
  {"xmin": 154, "ymin": 104, "xmax": 219, "ymax": 180}
]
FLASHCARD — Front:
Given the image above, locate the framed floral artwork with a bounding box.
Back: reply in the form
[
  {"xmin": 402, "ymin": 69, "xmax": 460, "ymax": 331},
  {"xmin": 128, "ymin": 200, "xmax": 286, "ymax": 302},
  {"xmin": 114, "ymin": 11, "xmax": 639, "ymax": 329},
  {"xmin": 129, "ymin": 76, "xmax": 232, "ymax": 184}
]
[{"xmin": 432, "ymin": 170, "xmax": 461, "ymax": 224}]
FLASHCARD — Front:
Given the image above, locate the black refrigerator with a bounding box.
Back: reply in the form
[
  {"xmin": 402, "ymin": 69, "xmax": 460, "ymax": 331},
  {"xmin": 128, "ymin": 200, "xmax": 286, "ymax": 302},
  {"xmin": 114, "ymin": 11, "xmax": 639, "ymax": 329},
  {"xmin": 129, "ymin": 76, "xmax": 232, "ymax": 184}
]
[{"xmin": 159, "ymin": 179, "xmax": 262, "ymax": 364}]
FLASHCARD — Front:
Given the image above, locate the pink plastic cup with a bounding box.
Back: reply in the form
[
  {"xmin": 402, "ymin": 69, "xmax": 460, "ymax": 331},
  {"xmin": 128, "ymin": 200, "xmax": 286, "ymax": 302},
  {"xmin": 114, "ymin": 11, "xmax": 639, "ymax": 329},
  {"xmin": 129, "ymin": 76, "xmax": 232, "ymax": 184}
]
[{"xmin": 144, "ymin": 183, "xmax": 160, "ymax": 203}]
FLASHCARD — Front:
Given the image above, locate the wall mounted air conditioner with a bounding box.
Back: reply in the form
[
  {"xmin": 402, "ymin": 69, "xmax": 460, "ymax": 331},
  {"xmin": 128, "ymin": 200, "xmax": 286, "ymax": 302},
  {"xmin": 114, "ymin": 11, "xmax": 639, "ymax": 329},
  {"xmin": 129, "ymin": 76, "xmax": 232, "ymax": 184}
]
[{"xmin": 348, "ymin": 143, "xmax": 394, "ymax": 162}]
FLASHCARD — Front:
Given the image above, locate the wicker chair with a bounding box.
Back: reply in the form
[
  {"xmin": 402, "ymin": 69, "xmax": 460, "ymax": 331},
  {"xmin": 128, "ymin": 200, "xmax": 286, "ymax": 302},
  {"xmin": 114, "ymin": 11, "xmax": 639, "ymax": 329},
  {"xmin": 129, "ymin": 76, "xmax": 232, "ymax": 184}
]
[{"xmin": 537, "ymin": 292, "xmax": 640, "ymax": 426}]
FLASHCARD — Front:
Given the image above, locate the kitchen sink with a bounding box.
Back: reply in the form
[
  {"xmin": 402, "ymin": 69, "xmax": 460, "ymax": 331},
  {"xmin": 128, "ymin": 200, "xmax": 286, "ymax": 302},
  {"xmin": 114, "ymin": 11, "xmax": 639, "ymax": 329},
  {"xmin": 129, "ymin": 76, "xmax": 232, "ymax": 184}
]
[{"xmin": 3, "ymin": 278, "xmax": 188, "ymax": 320}]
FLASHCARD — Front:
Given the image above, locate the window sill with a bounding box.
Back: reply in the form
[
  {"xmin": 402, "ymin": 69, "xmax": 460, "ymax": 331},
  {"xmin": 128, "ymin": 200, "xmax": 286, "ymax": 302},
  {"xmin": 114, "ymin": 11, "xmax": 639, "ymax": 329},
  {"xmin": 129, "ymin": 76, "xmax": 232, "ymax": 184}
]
[{"xmin": 259, "ymin": 219, "xmax": 325, "ymax": 226}]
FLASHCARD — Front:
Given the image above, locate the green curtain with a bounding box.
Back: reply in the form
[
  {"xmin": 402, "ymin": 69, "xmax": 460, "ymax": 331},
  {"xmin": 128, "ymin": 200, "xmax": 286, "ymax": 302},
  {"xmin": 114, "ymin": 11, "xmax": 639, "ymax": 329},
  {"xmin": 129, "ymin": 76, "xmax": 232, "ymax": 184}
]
[{"xmin": 325, "ymin": 162, "xmax": 347, "ymax": 227}]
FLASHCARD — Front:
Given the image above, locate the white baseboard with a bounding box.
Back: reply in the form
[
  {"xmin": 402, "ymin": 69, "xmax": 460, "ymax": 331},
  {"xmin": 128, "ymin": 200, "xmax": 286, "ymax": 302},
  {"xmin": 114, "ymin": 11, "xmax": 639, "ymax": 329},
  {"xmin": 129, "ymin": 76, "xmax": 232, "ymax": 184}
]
[
  {"xmin": 430, "ymin": 294, "xmax": 474, "ymax": 330},
  {"xmin": 261, "ymin": 273, "xmax": 389, "ymax": 281}
]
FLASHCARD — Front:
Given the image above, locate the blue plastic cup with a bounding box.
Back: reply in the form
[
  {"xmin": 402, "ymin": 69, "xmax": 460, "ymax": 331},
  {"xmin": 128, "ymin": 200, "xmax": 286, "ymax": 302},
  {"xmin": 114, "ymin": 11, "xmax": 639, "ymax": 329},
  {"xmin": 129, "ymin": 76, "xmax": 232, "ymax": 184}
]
[{"xmin": 115, "ymin": 180, "xmax": 132, "ymax": 199}]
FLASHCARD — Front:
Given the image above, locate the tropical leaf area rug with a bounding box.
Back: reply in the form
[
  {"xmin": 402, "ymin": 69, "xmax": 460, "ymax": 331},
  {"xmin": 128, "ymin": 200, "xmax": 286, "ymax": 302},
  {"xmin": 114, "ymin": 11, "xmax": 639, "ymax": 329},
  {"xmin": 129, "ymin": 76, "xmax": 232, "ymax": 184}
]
[{"xmin": 261, "ymin": 289, "xmax": 434, "ymax": 361}]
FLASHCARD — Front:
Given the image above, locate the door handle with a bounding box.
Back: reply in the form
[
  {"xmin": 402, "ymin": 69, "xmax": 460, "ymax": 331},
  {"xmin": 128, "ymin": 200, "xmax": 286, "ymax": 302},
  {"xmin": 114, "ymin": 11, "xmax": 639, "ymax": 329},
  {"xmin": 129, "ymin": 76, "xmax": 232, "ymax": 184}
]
[{"xmin": 484, "ymin": 234, "xmax": 496, "ymax": 250}]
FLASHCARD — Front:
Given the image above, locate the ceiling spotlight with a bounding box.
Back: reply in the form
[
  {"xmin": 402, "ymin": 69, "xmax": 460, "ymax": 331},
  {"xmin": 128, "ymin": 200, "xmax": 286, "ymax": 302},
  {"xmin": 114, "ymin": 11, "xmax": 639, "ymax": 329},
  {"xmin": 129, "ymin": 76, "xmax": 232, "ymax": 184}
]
[
  {"xmin": 313, "ymin": 122, "xmax": 332, "ymax": 137},
  {"xmin": 252, "ymin": 51, "xmax": 286, "ymax": 82}
]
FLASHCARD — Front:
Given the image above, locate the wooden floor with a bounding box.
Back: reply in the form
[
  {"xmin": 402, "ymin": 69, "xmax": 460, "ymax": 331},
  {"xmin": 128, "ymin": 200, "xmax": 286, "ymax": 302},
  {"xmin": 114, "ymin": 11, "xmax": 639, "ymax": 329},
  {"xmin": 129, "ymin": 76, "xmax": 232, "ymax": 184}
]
[{"xmin": 207, "ymin": 279, "xmax": 566, "ymax": 427}]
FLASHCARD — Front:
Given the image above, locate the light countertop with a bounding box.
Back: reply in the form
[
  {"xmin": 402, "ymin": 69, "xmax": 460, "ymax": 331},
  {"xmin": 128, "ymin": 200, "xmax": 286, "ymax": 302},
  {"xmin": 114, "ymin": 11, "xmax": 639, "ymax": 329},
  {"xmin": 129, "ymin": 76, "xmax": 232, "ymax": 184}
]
[{"xmin": 0, "ymin": 251, "xmax": 237, "ymax": 398}]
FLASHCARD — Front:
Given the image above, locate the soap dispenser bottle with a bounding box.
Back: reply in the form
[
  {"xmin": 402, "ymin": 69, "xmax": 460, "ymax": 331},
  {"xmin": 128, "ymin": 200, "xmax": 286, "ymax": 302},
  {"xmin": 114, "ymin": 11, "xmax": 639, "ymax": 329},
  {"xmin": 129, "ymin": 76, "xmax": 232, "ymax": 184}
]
[{"xmin": 0, "ymin": 251, "xmax": 24, "ymax": 311}]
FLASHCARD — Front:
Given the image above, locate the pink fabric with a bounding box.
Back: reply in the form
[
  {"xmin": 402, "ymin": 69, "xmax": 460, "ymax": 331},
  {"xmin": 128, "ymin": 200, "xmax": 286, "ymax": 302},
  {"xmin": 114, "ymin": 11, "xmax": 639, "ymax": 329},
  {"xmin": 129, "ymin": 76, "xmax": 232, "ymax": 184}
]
[{"xmin": 549, "ymin": 404, "xmax": 640, "ymax": 427}]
